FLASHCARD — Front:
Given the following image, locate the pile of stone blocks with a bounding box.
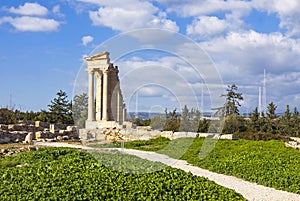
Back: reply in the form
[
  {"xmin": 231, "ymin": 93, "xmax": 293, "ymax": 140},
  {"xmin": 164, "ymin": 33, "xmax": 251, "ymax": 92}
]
[{"xmin": 0, "ymin": 122, "xmax": 79, "ymax": 144}]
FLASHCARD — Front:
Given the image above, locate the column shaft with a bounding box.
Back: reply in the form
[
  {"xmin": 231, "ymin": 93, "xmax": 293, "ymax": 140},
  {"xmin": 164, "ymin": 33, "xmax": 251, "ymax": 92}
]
[
  {"xmin": 87, "ymin": 69, "xmax": 95, "ymax": 121},
  {"xmin": 117, "ymin": 87, "xmax": 120, "ymax": 123},
  {"xmin": 102, "ymin": 70, "xmax": 108, "ymax": 120},
  {"xmin": 95, "ymin": 73, "xmax": 102, "ymax": 121}
]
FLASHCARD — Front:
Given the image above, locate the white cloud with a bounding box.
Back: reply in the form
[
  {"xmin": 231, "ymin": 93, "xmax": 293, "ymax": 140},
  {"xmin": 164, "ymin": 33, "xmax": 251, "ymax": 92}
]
[
  {"xmin": 82, "ymin": 35, "xmax": 94, "ymax": 46},
  {"xmin": 52, "ymin": 5, "xmax": 64, "ymax": 18},
  {"xmin": 202, "ymin": 30, "xmax": 300, "ymax": 80},
  {"xmin": 187, "ymin": 16, "xmax": 228, "ymax": 39},
  {"xmin": 253, "ymin": 0, "xmax": 300, "ymax": 37},
  {"xmin": 198, "ymin": 30, "xmax": 300, "ymax": 111},
  {"xmin": 0, "ymin": 16, "xmax": 60, "ymax": 32},
  {"xmin": 157, "ymin": 0, "xmax": 251, "ymax": 17},
  {"xmin": 79, "ymin": 0, "xmax": 178, "ymax": 32},
  {"xmin": 6, "ymin": 2, "xmax": 48, "ymax": 16}
]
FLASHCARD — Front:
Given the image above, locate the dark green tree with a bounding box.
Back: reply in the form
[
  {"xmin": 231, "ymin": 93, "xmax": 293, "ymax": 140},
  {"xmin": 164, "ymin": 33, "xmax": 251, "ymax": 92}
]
[
  {"xmin": 0, "ymin": 108, "xmax": 16, "ymax": 124},
  {"xmin": 215, "ymin": 84, "xmax": 243, "ymax": 116},
  {"xmin": 222, "ymin": 114, "xmax": 246, "ymax": 134},
  {"xmin": 163, "ymin": 108, "xmax": 180, "ymax": 132},
  {"xmin": 291, "ymin": 107, "xmax": 300, "ymax": 136},
  {"xmin": 150, "ymin": 116, "xmax": 166, "ymax": 131},
  {"xmin": 72, "ymin": 93, "xmax": 88, "ymax": 128},
  {"xmin": 23, "ymin": 111, "xmax": 38, "ymax": 122},
  {"xmin": 48, "ymin": 90, "xmax": 73, "ymax": 124},
  {"xmin": 179, "ymin": 105, "xmax": 190, "ymax": 131},
  {"xmin": 279, "ymin": 105, "xmax": 292, "ymax": 136},
  {"xmin": 265, "ymin": 102, "xmax": 278, "ymax": 134},
  {"xmin": 247, "ymin": 107, "xmax": 261, "ymax": 133},
  {"xmin": 198, "ymin": 118, "xmax": 210, "ymax": 133}
]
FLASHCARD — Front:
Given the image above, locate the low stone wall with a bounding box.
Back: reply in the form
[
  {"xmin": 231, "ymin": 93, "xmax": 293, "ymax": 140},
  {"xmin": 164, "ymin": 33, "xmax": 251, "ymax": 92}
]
[
  {"xmin": 0, "ymin": 131, "xmax": 28, "ymax": 143},
  {"xmin": 0, "ymin": 124, "xmax": 44, "ymax": 132},
  {"xmin": 0, "ymin": 122, "xmax": 79, "ymax": 144},
  {"xmin": 79, "ymin": 127, "xmax": 233, "ymax": 142}
]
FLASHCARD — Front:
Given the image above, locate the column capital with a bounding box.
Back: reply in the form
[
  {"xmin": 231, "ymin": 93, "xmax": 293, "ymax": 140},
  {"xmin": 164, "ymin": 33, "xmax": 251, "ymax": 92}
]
[
  {"xmin": 85, "ymin": 68, "xmax": 95, "ymax": 74},
  {"xmin": 94, "ymin": 69, "xmax": 103, "ymax": 78}
]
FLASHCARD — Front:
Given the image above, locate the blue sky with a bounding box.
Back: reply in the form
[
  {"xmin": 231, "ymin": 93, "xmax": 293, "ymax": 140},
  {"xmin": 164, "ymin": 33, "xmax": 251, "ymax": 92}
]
[{"xmin": 1, "ymin": 0, "xmax": 300, "ymax": 114}]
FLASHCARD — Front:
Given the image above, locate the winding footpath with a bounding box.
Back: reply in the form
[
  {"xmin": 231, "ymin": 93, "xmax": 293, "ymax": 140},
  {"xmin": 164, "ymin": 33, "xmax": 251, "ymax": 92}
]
[{"xmin": 35, "ymin": 142, "xmax": 300, "ymax": 201}]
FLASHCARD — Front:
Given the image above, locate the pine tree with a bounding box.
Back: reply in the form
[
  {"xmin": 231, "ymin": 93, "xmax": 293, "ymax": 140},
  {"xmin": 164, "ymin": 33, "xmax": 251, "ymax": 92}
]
[
  {"xmin": 180, "ymin": 105, "xmax": 190, "ymax": 131},
  {"xmin": 266, "ymin": 102, "xmax": 278, "ymax": 134},
  {"xmin": 279, "ymin": 105, "xmax": 292, "ymax": 136},
  {"xmin": 291, "ymin": 107, "xmax": 300, "ymax": 136},
  {"xmin": 48, "ymin": 90, "xmax": 73, "ymax": 125},
  {"xmin": 215, "ymin": 84, "xmax": 243, "ymax": 116},
  {"xmin": 248, "ymin": 107, "xmax": 260, "ymax": 133}
]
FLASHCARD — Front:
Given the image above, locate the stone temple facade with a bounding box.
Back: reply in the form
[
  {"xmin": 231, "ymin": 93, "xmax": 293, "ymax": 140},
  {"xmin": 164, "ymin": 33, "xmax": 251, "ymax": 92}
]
[{"xmin": 84, "ymin": 52, "xmax": 127, "ymax": 130}]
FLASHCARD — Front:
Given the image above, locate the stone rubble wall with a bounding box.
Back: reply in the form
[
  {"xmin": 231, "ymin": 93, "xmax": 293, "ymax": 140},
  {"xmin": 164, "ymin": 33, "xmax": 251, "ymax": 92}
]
[
  {"xmin": 79, "ymin": 127, "xmax": 233, "ymax": 142},
  {"xmin": 285, "ymin": 137, "xmax": 300, "ymax": 150},
  {"xmin": 0, "ymin": 122, "xmax": 79, "ymax": 144}
]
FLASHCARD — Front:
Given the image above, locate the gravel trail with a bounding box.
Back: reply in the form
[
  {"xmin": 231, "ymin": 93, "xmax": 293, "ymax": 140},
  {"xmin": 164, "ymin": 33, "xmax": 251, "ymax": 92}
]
[{"xmin": 35, "ymin": 142, "xmax": 300, "ymax": 201}]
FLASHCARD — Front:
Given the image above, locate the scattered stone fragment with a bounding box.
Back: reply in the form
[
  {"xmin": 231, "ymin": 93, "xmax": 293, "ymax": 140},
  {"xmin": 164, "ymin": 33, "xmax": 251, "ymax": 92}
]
[
  {"xmin": 16, "ymin": 163, "xmax": 30, "ymax": 168},
  {"xmin": 28, "ymin": 146, "xmax": 37, "ymax": 151},
  {"xmin": 24, "ymin": 132, "xmax": 33, "ymax": 144}
]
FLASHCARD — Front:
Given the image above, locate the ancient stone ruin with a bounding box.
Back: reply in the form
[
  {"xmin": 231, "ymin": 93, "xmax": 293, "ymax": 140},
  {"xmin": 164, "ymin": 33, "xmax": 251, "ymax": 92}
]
[
  {"xmin": 0, "ymin": 121, "xmax": 79, "ymax": 144},
  {"xmin": 80, "ymin": 52, "xmax": 133, "ymax": 140},
  {"xmin": 84, "ymin": 52, "xmax": 127, "ymax": 128}
]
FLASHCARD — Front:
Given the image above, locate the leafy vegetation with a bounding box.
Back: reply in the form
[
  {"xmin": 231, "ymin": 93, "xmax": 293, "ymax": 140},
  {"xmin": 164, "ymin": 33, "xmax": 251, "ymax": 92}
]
[
  {"xmin": 214, "ymin": 84, "xmax": 243, "ymax": 116},
  {"xmin": 0, "ymin": 147, "xmax": 245, "ymax": 200},
  {"xmin": 164, "ymin": 138, "xmax": 300, "ymax": 194},
  {"xmin": 122, "ymin": 137, "xmax": 300, "ymax": 194},
  {"xmin": 72, "ymin": 93, "xmax": 88, "ymax": 128}
]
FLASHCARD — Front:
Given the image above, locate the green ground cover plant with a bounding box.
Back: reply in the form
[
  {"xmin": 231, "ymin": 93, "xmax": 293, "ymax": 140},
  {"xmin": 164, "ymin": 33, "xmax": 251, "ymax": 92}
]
[
  {"xmin": 127, "ymin": 137, "xmax": 300, "ymax": 194},
  {"xmin": 180, "ymin": 138, "xmax": 300, "ymax": 194},
  {"xmin": 122, "ymin": 137, "xmax": 300, "ymax": 194},
  {"xmin": 0, "ymin": 147, "xmax": 245, "ymax": 200},
  {"xmin": 89, "ymin": 137, "xmax": 171, "ymax": 151}
]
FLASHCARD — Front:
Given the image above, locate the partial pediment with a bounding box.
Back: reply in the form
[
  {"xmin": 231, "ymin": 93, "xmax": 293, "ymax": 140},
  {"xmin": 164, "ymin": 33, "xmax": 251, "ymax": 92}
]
[{"xmin": 84, "ymin": 52, "xmax": 109, "ymax": 61}]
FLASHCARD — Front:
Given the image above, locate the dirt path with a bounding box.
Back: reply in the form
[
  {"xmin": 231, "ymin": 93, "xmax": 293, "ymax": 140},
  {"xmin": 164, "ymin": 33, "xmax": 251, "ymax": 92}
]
[{"xmin": 35, "ymin": 142, "xmax": 300, "ymax": 201}]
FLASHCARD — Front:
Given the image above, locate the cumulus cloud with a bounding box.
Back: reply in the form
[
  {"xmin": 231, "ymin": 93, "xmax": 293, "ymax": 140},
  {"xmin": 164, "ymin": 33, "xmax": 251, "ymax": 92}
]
[
  {"xmin": 187, "ymin": 16, "xmax": 228, "ymax": 39},
  {"xmin": 198, "ymin": 30, "xmax": 300, "ymax": 111},
  {"xmin": 6, "ymin": 2, "xmax": 48, "ymax": 16},
  {"xmin": 157, "ymin": 0, "xmax": 251, "ymax": 17},
  {"xmin": 1, "ymin": 2, "xmax": 62, "ymax": 32},
  {"xmin": 0, "ymin": 16, "xmax": 60, "ymax": 32},
  {"xmin": 159, "ymin": 0, "xmax": 300, "ymax": 37},
  {"xmin": 52, "ymin": 5, "xmax": 64, "ymax": 18},
  {"xmin": 78, "ymin": 0, "xmax": 178, "ymax": 32},
  {"xmin": 82, "ymin": 35, "xmax": 94, "ymax": 46},
  {"xmin": 253, "ymin": 0, "xmax": 300, "ymax": 37}
]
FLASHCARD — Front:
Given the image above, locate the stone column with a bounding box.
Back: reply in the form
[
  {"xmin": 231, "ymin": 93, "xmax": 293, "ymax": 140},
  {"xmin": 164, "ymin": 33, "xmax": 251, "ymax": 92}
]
[
  {"xmin": 117, "ymin": 86, "xmax": 120, "ymax": 123},
  {"xmin": 122, "ymin": 107, "xmax": 127, "ymax": 122},
  {"xmin": 102, "ymin": 70, "xmax": 108, "ymax": 120},
  {"xmin": 95, "ymin": 70, "xmax": 102, "ymax": 121},
  {"xmin": 86, "ymin": 68, "xmax": 95, "ymax": 121}
]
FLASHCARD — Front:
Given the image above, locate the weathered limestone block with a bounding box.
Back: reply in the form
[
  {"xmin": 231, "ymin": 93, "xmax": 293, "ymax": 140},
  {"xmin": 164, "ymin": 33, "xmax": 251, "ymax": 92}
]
[
  {"xmin": 49, "ymin": 124, "xmax": 56, "ymax": 133},
  {"xmin": 220, "ymin": 134, "xmax": 233, "ymax": 140},
  {"xmin": 35, "ymin": 121, "xmax": 49, "ymax": 128},
  {"xmin": 24, "ymin": 132, "xmax": 33, "ymax": 144},
  {"xmin": 62, "ymin": 136, "xmax": 69, "ymax": 140},
  {"xmin": 35, "ymin": 131, "xmax": 42, "ymax": 140},
  {"xmin": 66, "ymin": 126, "xmax": 78, "ymax": 132},
  {"xmin": 160, "ymin": 131, "xmax": 174, "ymax": 139}
]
